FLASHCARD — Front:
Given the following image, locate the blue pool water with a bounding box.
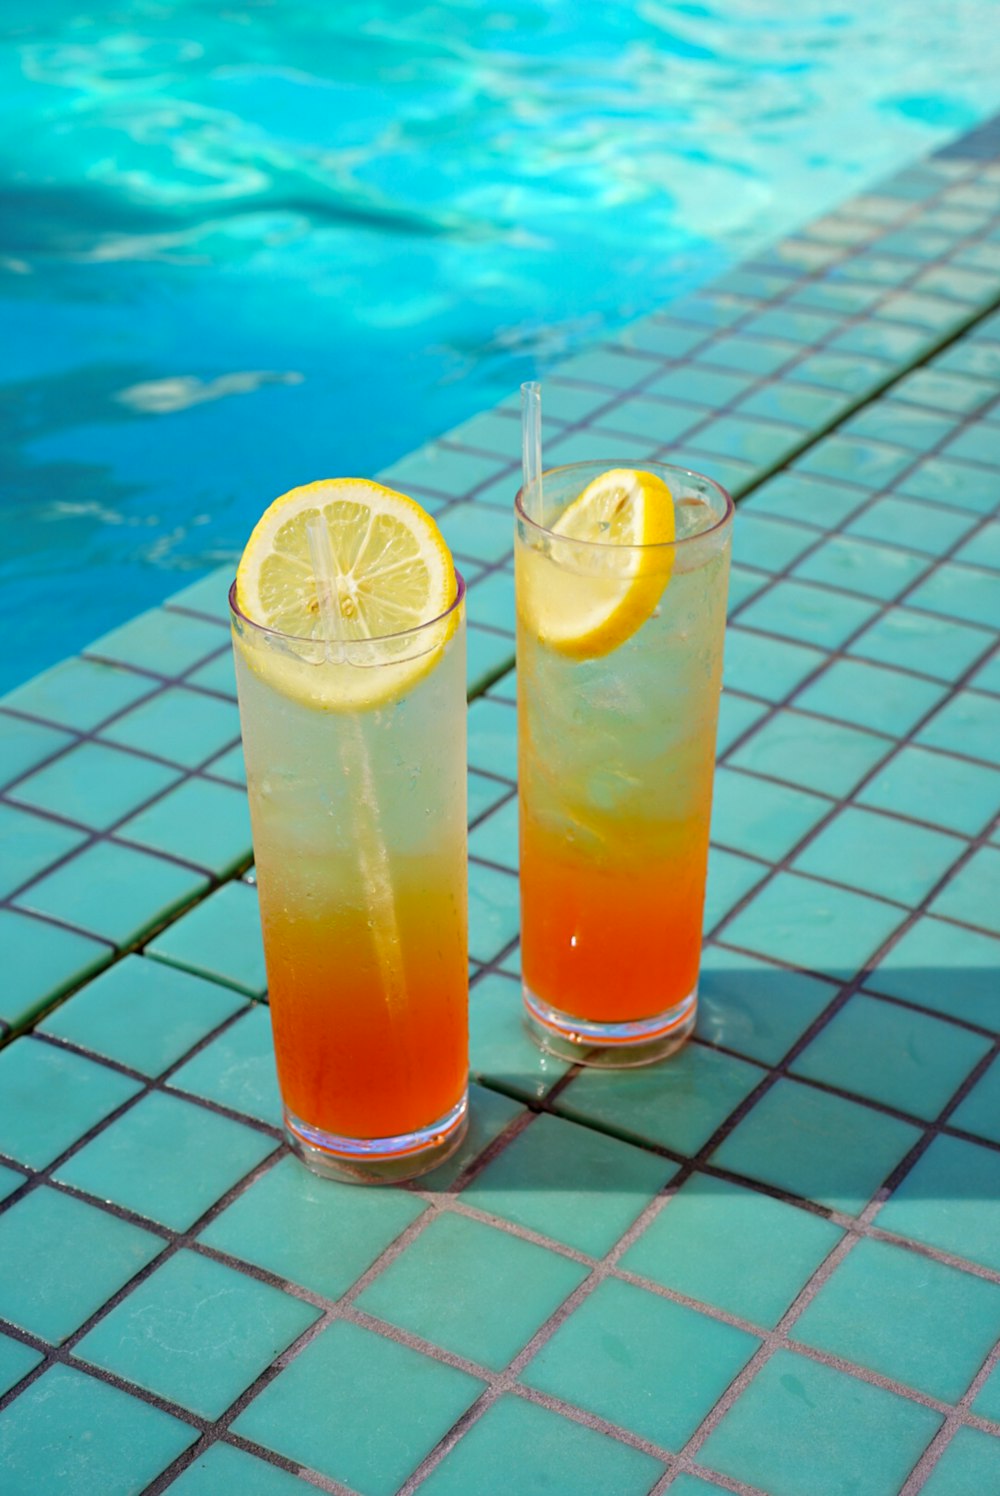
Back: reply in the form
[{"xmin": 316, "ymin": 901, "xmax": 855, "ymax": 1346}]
[{"xmin": 3, "ymin": 1, "xmax": 1000, "ymax": 690}]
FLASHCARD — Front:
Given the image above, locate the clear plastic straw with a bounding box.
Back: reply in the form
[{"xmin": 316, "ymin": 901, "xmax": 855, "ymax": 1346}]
[{"xmin": 521, "ymin": 380, "xmax": 543, "ymax": 523}]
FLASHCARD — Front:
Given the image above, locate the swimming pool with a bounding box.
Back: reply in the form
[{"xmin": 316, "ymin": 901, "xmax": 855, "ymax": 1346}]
[{"xmin": 3, "ymin": 0, "xmax": 1000, "ymax": 690}]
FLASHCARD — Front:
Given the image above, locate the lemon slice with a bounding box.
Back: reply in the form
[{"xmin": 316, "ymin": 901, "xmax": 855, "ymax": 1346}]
[
  {"xmin": 234, "ymin": 478, "xmax": 459, "ymax": 710},
  {"xmin": 519, "ymin": 468, "xmax": 675, "ymax": 659}
]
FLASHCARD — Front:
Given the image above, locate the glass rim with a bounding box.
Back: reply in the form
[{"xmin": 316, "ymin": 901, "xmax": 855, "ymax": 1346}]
[
  {"xmin": 515, "ymin": 460, "xmax": 735, "ymax": 551},
  {"xmin": 228, "ymin": 569, "xmax": 466, "ymax": 647}
]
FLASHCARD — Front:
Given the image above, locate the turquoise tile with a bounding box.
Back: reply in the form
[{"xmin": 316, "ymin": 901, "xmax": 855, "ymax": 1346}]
[
  {"xmin": 794, "ymin": 993, "xmax": 991, "ymax": 1120},
  {"xmin": 794, "ymin": 534, "xmax": 929, "ymax": 601},
  {"xmin": 732, "ymin": 513, "xmax": 817, "ymax": 572},
  {"xmin": 692, "ymin": 415, "xmax": 801, "ymax": 468},
  {"xmin": 714, "ymin": 268, "xmax": 789, "ymax": 299},
  {"xmin": 38, "ymin": 955, "xmax": 246, "ymax": 1076},
  {"xmin": 875, "ymin": 1134, "xmax": 1000, "ymax": 1274},
  {"xmin": 532, "ymin": 379, "xmax": 613, "ymax": 425},
  {"xmin": 464, "ymin": 1111, "xmax": 672, "ymax": 1258},
  {"xmin": 647, "ymin": 365, "xmax": 751, "ymax": 408},
  {"xmin": 100, "ymin": 688, "xmax": 241, "ymax": 770},
  {"xmin": 467, "ymin": 627, "xmax": 513, "ymax": 693},
  {"xmin": 0, "ymin": 903, "xmax": 110, "ymax": 1035},
  {"xmin": 165, "ymin": 1443, "xmax": 307, "ymax": 1496},
  {"xmin": 700, "ymin": 335, "xmax": 797, "ymax": 375},
  {"xmin": 726, "ymin": 564, "xmax": 769, "ymax": 612},
  {"xmin": 897, "ymin": 456, "xmax": 997, "ymax": 516},
  {"xmin": 0, "ymin": 1335, "xmax": 42, "ymax": 1398},
  {"xmin": 971, "ymin": 649, "xmax": 1000, "ymax": 696},
  {"xmin": 617, "ymin": 317, "xmax": 708, "ymax": 358},
  {"xmin": 173, "ymin": 649, "xmax": 236, "ymax": 698},
  {"xmin": 714, "ymin": 691, "xmax": 769, "ymax": 754},
  {"xmin": 728, "ymin": 709, "xmax": 890, "ymax": 796},
  {"xmin": 163, "ymin": 564, "xmax": 233, "ymax": 623},
  {"xmin": 791, "ymin": 350, "xmax": 891, "ymax": 396},
  {"xmin": 908, "ymin": 562, "xmax": 1000, "ymax": 631},
  {"xmin": 944, "ymin": 423, "xmax": 1000, "ymax": 469},
  {"xmin": 468, "ymin": 861, "xmax": 520, "ymax": 964},
  {"xmin": 0, "ymin": 1186, "xmax": 162, "ymax": 1343},
  {"xmin": 828, "ymin": 319, "xmax": 930, "ymax": 364},
  {"xmin": 621, "ymin": 1172, "xmax": 842, "ymax": 1327},
  {"xmin": 739, "ymin": 579, "xmax": 879, "ymax": 650},
  {"xmin": 0, "ymin": 803, "xmax": 89, "ymax": 900},
  {"xmin": 468, "ymin": 794, "xmax": 518, "ymax": 870},
  {"xmin": 894, "ymin": 367, "xmax": 997, "ymax": 415},
  {"xmin": 554, "ymin": 1043, "xmax": 765, "ymax": 1158},
  {"xmin": 467, "ymin": 695, "xmax": 517, "ymax": 777},
  {"xmin": 842, "ymin": 401, "xmax": 959, "ymax": 453},
  {"xmin": 0, "ymin": 713, "xmax": 75, "ymax": 792},
  {"xmin": 417, "ymin": 1394, "xmax": 665, "ymax": 1496},
  {"xmin": 698, "ymin": 948, "xmax": 836, "ymax": 1065},
  {"xmin": 794, "ymin": 1236, "xmax": 1000, "ymax": 1403},
  {"xmin": 438, "ymin": 502, "xmax": 512, "ymax": 566},
  {"xmin": 418, "ymin": 1081, "xmax": 524, "ymax": 1193},
  {"xmin": 795, "ymin": 658, "xmax": 948, "ymax": 737},
  {"xmin": 720, "ymin": 871, "xmax": 905, "ymax": 981},
  {"xmin": 676, "ymin": 449, "xmax": 755, "ymax": 498},
  {"xmin": 354, "ymin": 1211, "xmax": 588, "ymax": 1371},
  {"xmin": 710, "ymin": 766, "xmax": 829, "ymax": 862},
  {"xmin": 671, "ymin": 294, "xmax": 747, "ymax": 329},
  {"xmin": 846, "ymin": 495, "xmax": 978, "ymax": 556},
  {"xmin": 169, "ymin": 1005, "xmax": 282, "ymax": 1127},
  {"xmin": 0, "ymin": 1038, "xmax": 140, "ymax": 1169},
  {"xmin": 741, "ymin": 471, "xmax": 864, "ymax": 530},
  {"xmin": 921, "ymin": 1431, "xmax": 1000, "ymax": 1496},
  {"xmin": 522, "ymin": 1277, "xmax": 760, "ymax": 1450},
  {"xmin": 723, "ymin": 629, "xmax": 824, "ymax": 703},
  {"xmin": 147, "ymin": 880, "xmax": 267, "ymax": 996},
  {"xmin": 797, "ymin": 435, "xmax": 913, "ymax": 489},
  {"xmin": 741, "ymin": 306, "xmax": 840, "ymax": 344},
  {"xmin": 787, "ymin": 277, "xmax": 885, "ymax": 313},
  {"xmin": 200, "ymin": 1152, "xmax": 425, "ymax": 1298},
  {"xmin": 87, "ymin": 607, "xmax": 226, "ymax": 676},
  {"xmin": 0, "ymin": 1364, "xmax": 196, "ymax": 1496},
  {"xmin": 15, "ymin": 840, "xmax": 207, "ymax": 948},
  {"xmin": 849, "ymin": 608, "xmax": 993, "ymax": 683},
  {"xmin": 444, "ymin": 408, "xmax": 520, "ymax": 458},
  {"xmin": 958, "ymin": 520, "xmax": 1000, "ymax": 571},
  {"xmin": 466, "ymin": 570, "xmax": 515, "ymax": 633},
  {"xmin": 547, "ymin": 427, "xmax": 659, "ymax": 465},
  {"xmin": 1, "ymin": 657, "xmax": 156, "ymax": 733},
  {"xmin": 468, "ymin": 770, "xmax": 513, "ymax": 825},
  {"xmin": 595, "ymin": 393, "xmax": 703, "ymax": 445},
  {"xmin": 0, "ymin": 1164, "xmax": 25, "ymax": 1203},
  {"xmin": 792, "ymin": 806, "xmax": 964, "ymax": 907},
  {"xmin": 703, "ymin": 846, "xmax": 768, "ymax": 929},
  {"xmin": 469, "ymin": 970, "xmax": 570, "ymax": 1104},
  {"xmin": 8, "ymin": 741, "xmax": 182, "ymax": 831},
  {"xmin": 859, "ymin": 745, "xmax": 1000, "ymax": 836},
  {"xmin": 917, "ymin": 689, "xmax": 1000, "ymax": 766},
  {"xmin": 951, "ymin": 1056, "xmax": 1000, "ymax": 1145},
  {"xmin": 204, "ymin": 740, "xmax": 246, "ymax": 786},
  {"xmin": 550, "ymin": 347, "xmax": 652, "ymax": 391},
  {"xmin": 865, "ymin": 915, "xmax": 1000, "ymax": 1032},
  {"xmin": 712, "ymin": 1077, "xmax": 921, "ymax": 1213},
  {"xmin": 698, "ymin": 1349, "xmax": 941, "ymax": 1496},
  {"xmin": 55, "ymin": 1090, "xmax": 276, "ymax": 1230},
  {"xmin": 231, "ymin": 1319, "xmax": 483, "ymax": 1495},
  {"xmin": 378, "ymin": 443, "xmax": 507, "ymax": 499},
  {"xmin": 116, "ymin": 776, "xmax": 251, "ymax": 877},
  {"xmin": 930, "ymin": 845, "xmax": 1000, "ymax": 936},
  {"xmin": 973, "ymin": 1362, "xmax": 1000, "ymax": 1422},
  {"xmin": 936, "ymin": 339, "xmax": 1000, "ymax": 382},
  {"xmin": 76, "ymin": 1248, "xmax": 319, "ymax": 1420}
]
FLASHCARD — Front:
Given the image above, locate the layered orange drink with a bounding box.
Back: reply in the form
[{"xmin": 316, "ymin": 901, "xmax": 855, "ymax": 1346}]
[
  {"xmin": 231, "ymin": 480, "xmax": 468, "ymax": 1182},
  {"xmin": 516, "ymin": 462, "xmax": 733, "ymax": 1065}
]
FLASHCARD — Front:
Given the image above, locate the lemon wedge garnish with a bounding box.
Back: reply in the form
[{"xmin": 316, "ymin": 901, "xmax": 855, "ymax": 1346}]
[
  {"xmin": 519, "ymin": 468, "xmax": 675, "ymax": 659},
  {"xmin": 234, "ymin": 478, "xmax": 459, "ymax": 711}
]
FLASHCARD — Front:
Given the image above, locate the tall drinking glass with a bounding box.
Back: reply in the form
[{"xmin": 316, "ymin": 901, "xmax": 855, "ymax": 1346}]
[
  {"xmin": 515, "ymin": 462, "xmax": 733, "ymax": 1066},
  {"xmin": 230, "ymin": 579, "xmax": 468, "ymax": 1182}
]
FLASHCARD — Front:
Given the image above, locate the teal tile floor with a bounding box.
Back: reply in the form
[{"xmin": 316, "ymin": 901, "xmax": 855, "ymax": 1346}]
[{"xmin": 1, "ymin": 125, "xmax": 1000, "ymax": 1495}]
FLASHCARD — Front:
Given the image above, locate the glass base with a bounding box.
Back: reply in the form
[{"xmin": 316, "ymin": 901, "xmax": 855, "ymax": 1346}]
[
  {"xmin": 523, "ymin": 985, "xmax": 697, "ymax": 1068},
  {"xmin": 284, "ymin": 1091, "xmax": 468, "ymax": 1185}
]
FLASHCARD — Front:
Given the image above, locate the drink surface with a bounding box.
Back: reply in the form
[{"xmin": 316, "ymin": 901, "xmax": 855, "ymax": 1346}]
[
  {"xmin": 233, "ymin": 622, "xmax": 468, "ymax": 1141},
  {"xmin": 517, "ymin": 480, "xmax": 730, "ymax": 1025}
]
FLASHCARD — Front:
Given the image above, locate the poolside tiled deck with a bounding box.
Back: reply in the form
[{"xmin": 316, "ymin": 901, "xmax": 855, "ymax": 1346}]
[{"xmin": 1, "ymin": 119, "xmax": 999, "ymax": 1496}]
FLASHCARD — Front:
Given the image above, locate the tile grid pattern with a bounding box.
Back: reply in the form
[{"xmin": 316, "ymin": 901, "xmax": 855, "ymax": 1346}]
[{"xmin": 0, "ymin": 132, "xmax": 998, "ymax": 1496}]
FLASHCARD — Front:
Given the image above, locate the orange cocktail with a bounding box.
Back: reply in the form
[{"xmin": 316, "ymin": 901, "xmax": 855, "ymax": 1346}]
[
  {"xmin": 231, "ymin": 479, "xmax": 468, "ymax": 1183},
  {"xmin": 515, "ymin": 461, "xmax": 733, "ymax": 1066}
]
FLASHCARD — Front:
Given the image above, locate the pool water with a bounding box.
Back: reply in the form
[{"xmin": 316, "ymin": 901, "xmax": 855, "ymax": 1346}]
[{"xmin": 3, "ymin": 0, "xmax": 1000, "ymax": 689}]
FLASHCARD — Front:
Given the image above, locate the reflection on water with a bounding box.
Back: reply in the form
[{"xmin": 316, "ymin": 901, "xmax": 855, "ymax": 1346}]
[{"xmin": 2, "ymin": 0, "xmax": 1000, "ymax": 686}]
